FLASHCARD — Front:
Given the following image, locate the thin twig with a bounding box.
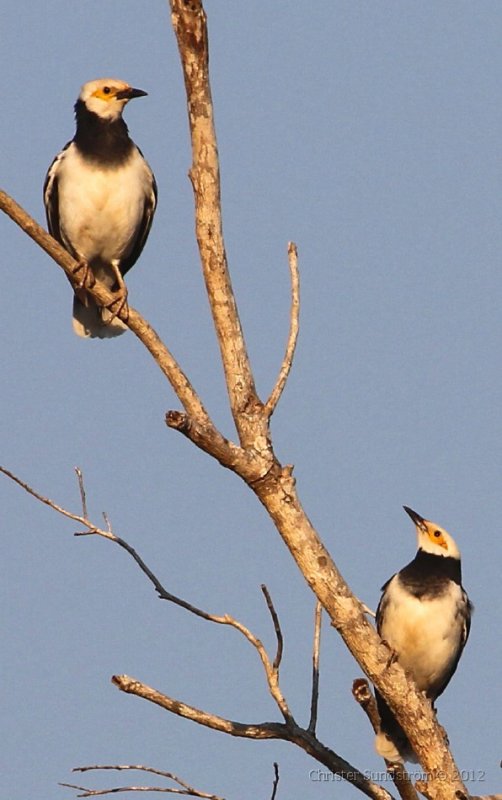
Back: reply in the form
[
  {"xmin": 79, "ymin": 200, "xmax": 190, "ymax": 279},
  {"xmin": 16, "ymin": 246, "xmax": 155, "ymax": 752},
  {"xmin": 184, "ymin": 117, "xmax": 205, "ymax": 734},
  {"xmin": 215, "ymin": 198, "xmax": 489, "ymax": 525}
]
[
  {"xmin": 265, "ymin": 242, "xmax": 300, "ymax": 417},
  {"xmin": 105, "ymin": 541, "xmax": 293, "ymax": 722},
  {"xmin": 73, "ymin": 766, "xmax": 204, "ymax": 780},
  {"xmin": 261, "ymin": 584, "xmax": 283, "ymax": 671},
  {"xmin": 103, "ymin": 511, "xmax": 113, "ymax": 533},
  {"xmin": 0, "ymin": 466, "xmax": 92, "ymax": 528},
  {"xmin": 60, "ymin": 765, "xmax": 225, "ymax": 799},
  {"xmin": 361, "ymin": 603, "xmax": 376, "ymax": 618},
  {"xmin": 75, "ymin": 467, "xmax": 88, "ymax": 518},
  {"xmin": 270, "ymin": 763, "xmax": 280, "ymax": 800},
  {"xmin": 60, "ymin": 785, "xmax": 208, "ymax": 797},
  {"xmin": 308, "ymin": 601, "xmax": 322, "ymax": 735}
]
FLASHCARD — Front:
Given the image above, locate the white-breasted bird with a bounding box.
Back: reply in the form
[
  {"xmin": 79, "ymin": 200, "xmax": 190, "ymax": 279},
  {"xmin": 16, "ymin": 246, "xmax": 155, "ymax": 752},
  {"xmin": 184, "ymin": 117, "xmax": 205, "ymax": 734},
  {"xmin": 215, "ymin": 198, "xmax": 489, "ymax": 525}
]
[
  {"xmin": 374, "ymin": 506, "xmax": 472, "ymax": 763},
  {"xmin": 44, "ymin": 78, "xmax": 157, "ymax": 338}
]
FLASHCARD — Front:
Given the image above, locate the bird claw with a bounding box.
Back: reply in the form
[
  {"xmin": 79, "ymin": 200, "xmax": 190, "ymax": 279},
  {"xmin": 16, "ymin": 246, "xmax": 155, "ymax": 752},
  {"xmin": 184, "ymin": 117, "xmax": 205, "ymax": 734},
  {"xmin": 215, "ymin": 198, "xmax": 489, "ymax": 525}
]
[
  {"xmin": 102, "ymin": 261, "xmax": 130, "ymax": 325},
  {"xmin": 387, "ymin": 651, "xmax": 399, "ymax": 668},
  {"xmin": 73, "ymin": 259, "xmax": 94, "ymax": 291},
  {"xmin": 103, "ymin": 289, "xmax": 129, "ymax": 326},
  {"xmin": 381, "ymin": 639, "xmax": 399, "ymax": 668}
]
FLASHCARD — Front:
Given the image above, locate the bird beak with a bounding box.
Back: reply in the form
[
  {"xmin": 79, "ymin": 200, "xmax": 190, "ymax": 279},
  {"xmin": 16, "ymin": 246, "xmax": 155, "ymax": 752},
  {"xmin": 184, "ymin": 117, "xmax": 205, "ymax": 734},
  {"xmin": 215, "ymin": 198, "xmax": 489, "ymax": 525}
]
[
  {"xmin": 403, "ymin": 505, "xmax": 428, "ymax": 533},
  {"xmin": 115, "ymin": 87, "xmax": 148, "ymax": 101}
]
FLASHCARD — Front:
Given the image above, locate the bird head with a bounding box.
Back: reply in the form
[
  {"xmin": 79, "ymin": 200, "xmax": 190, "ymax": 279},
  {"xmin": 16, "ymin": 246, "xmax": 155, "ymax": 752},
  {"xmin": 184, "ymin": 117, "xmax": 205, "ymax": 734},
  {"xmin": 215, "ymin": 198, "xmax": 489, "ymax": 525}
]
[
  {"xmin": 78, "ymin": 78, "xmax": 147, "ymax": 121},
  {"xmin": 403, "ymin": 505, "xmax": 461, "ymax": 559}
]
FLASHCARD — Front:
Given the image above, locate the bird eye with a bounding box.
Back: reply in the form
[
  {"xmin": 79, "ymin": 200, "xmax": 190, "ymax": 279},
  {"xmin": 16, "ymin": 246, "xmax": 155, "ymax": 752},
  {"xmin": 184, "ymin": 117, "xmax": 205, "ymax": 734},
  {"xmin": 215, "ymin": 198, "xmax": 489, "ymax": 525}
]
[
  {"xmin": 103, "ymin": 86, "xmax": 111, "ymax": 95},
  {"xmin": 433, "ymin": 530, "xmax": 441, "ymax": 538}
]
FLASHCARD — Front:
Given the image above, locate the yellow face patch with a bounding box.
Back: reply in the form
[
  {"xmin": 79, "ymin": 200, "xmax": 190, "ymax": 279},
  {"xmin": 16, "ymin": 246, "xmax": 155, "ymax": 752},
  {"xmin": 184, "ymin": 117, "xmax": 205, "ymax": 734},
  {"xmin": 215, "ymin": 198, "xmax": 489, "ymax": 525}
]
[
  {"xmin": 92, "ymin": 85, "xmax": 119, "ymax": 101},
  {"xmin": 427, "ymin": 528, "xmax": 448, "ymax": 550}
]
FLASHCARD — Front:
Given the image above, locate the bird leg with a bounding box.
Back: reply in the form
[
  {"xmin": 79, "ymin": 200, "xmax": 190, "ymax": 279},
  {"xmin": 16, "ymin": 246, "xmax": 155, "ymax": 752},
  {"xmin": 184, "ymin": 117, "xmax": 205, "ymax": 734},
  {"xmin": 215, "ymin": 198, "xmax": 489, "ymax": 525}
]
[
  {"xmin": 103, "ymin": 261, "xmax": 129, "ymax": 325},
  {"xmin": 71, "ymin": 259, "xmax": 97, "ymax": 309},
  {"xmin": 72, "ymin": 258, "xmax": 95, "ymax": 291},
  {"xmin": 380, "ymin": 638, "xmax": 399, "ymax": 669}
]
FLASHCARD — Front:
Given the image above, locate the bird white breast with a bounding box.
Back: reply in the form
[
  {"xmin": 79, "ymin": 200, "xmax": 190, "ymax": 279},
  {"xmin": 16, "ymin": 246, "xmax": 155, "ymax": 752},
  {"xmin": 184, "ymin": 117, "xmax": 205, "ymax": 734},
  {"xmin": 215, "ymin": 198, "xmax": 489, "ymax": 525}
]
[
  {"xmin": 379, "ymin": 575, "xmax": 465, "ymax": 693},
  {"xmin": 55, "ymin": 144, "xmax": 150, "ymax": 266}
]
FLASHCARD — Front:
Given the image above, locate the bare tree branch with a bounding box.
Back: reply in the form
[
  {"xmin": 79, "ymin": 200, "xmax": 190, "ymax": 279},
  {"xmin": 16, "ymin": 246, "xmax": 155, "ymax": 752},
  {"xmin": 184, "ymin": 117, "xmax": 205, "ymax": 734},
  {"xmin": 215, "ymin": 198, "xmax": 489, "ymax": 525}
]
[
  {"xmin": 112, "ymin": 674, "xmax": 284, "ymax": 739},
  {"xmin": 260, "ymin": 584, "xmax": 283, "ymax": 671},
  {"xmin": 60, "ymin": 784, "xmax": 215, "ymax": 797},
  {"xmin": 0, "ymin": 466, "xmax": 92, "ymax": 528},
  {"xmin": 361, "ymin": 603, "xmax": 376, "ymax": 619},
  {"xmin": 112, "ymin": 675, "xmax": 393, "ymax": 800},
  {"xmin": 352, "ymin": 678, "xmax": 381, "ymax": 733},
  {"xmin": 61, "ymin": 765, "xmax": 224, "ymax": 799},
  {"xmin": 308, "ymin": 601, "xmax": 322, "ymax": 735},
  {"xmin": 169, "ymin": 0, "xmax": 262, "ymax": 446},
  {"xmin": 75, "ymin": 467, "xmax": 88, "ymax": 518},
  {"xmin": 270, "ymin": 763, "xmax": 279, "ymax": 800},
  {"xmin": 73, "ymin": 766, "xmax": 209, "ymax": 779},
  {"xmin": 0, "ymin": 189, "xmax": 82, "ymax": 274},
  {"xmin": 264, "ymin": 242, "xmax": 300, "ymax": 417},
  {"xmin": 164, "ymin": 411, "xmax": 254, "ymax": 477},
  {"xmin": 352, "ymin": 679, "xmax": 419, "ymax": 800}
]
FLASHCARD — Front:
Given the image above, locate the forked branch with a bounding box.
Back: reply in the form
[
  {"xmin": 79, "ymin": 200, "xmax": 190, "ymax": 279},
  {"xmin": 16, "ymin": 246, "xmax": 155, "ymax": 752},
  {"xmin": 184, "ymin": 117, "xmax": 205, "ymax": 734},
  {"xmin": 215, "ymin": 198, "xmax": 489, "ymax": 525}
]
[
  {"xmin": 1, "ymin": 465, "xmax": 392, "ymax": 800},
  {"xmin": 112, "ymin": 675, "xmax": 392, "ymax": 800}
]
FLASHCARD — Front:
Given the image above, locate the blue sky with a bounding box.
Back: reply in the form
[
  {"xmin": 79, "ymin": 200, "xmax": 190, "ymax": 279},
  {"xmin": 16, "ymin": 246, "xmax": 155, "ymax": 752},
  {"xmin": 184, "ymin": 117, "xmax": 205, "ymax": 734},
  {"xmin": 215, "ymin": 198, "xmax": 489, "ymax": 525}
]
[{"xmin": 1, "ymin": 2, "xmax": 501, "ymax": 798}]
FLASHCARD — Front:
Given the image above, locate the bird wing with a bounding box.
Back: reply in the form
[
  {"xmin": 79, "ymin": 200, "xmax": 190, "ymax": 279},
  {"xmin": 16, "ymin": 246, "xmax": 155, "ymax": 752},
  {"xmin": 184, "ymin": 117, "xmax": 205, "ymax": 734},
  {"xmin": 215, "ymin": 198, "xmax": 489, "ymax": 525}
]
[
  {"xmin": 120, "ymin": 151, "xmax": 158, "ymax": 277},
  {"xmin": 430, "ymin": 589, "xmax": 473, "ymax": 700},
  {"xmin": 43, "ymin": 143, "xmax": 71, "ymax": 247},
  {"xmin": 375, "ymin": 575, "xmax": 394, "ymax": 635}
]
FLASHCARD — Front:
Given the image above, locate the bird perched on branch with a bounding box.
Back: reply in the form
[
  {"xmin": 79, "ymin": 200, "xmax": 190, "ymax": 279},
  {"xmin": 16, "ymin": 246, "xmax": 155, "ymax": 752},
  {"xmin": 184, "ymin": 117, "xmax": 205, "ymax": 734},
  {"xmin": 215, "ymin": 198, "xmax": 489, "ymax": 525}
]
[
  {"xmin": 374, "ymin": 506, "xmax": 472, "ymax": 763},
  {"xmin": 44, "ymin": 78, "xmax": 157, "ymax": 338}
]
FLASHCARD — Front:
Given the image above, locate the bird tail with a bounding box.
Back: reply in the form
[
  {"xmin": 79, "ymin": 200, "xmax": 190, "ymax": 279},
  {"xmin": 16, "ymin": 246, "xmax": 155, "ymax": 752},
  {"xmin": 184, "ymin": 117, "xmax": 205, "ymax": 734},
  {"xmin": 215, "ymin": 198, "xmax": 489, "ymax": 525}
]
[
  {"xmin": 374, "ymin": 690, "xmax": 418, "ymax": 763},
  {"xmin": 72, "ymin": 296, "xmax": 127, "ymax": 339}
]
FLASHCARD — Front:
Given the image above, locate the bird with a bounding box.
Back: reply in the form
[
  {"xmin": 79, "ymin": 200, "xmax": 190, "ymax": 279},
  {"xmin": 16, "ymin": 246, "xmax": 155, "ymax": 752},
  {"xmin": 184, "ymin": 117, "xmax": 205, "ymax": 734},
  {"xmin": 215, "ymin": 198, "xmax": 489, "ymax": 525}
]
[
  {"xmin": 44, "ymin": 78, "xmax": 157, "ymax": 338},
  {"xmin": 374, "ymin": 506, "xmax": 472, "ymax": 763}
]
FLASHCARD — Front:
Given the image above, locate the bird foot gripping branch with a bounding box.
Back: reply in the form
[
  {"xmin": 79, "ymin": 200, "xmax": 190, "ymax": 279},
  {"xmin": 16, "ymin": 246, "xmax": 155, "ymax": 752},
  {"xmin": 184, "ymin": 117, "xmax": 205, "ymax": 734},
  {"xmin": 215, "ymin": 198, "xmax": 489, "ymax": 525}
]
[{"xmin": 72, "ymin": 258, "xmax": 95, "ymax": 292}]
